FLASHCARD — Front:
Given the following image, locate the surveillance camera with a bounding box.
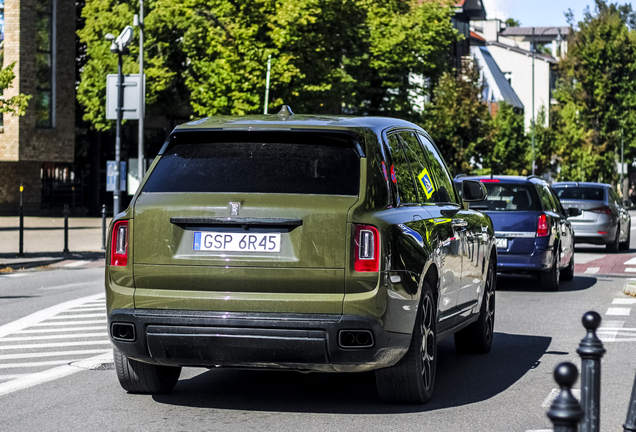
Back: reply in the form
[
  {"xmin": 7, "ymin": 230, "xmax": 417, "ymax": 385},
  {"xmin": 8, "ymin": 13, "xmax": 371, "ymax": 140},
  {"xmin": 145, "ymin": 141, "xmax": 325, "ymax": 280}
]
[
  {"xmin": 115, "ymin": 26, "xmax": 134, "ymax": 49},
  {"xmin": 105, "ymin": 33, "xmax": 115, "ymax": 41}
]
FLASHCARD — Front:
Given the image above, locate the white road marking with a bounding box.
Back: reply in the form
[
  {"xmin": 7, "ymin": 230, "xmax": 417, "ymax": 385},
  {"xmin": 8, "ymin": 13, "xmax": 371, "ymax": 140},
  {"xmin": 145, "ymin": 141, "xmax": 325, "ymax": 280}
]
[
  {"xmin": 67, "ymin": 307, "xmax": 105, "ymax": 312},
  {"xmin": 625, "ymin": 257, "xmax": 636, "ymax": 265},
  {"xmin": 64, "ymin": 261, "xmax": 90, "ymax": 267},
  {"xmin": 0, "ymin": 294, "xmax": 104, "ymax": 339},
  {"xmin": 606, "ymin": 307, "xmax": 631, "ymax": 316},
  {"xmin": 526, "ymin": 430, "xmax": 552, "ymax": 432},
  {"xmin": 40, "ymin": 282, "xmax": 99, "ymax": 291},
  {"xmin": 0, "ymin": 340, "xmax": 112, "ymax": 350},
  {"xmin": 0, "ymin": 332, "xmax": 107, "ymax": 342},
  {"xmin": 30, "ymin": 319, "xmax": 107, "ymax": 327},
  {"xmin": 0, "ymin": 360, "xmax": 75, "ymax": 370},
  {"xmin": 0, "ymin": 350, "xmax": 112, "ymax": 397},
  {"xmin": 17, "ymin": 326, "xmax": 106, "ymax": 334},
  {"xmin": 0, "ymin": 374, "xmax": 28, "ymax": 381},
  {"xmin": 585, "ymin": 267, "xmax": 600, "ymax": 274},
  {"xmin": 613, "ymin": 298, "xmax": 636, "ymax": 304},
  {"xmin": 625, "ymin": 268, "xmax": 636, "ymax": 273},
  {"xmin": 0, "ymin": 349, "xmax": 111, "ymax": 361},
  {"xmin": 598, "ymin": 320, "xmax": 625, "ymax": 342},
  {"xmin": 0, "ymin": 273, "xmax": 29, "ymax": 278},
  {"xmin": 542, "ymin": 388, "xmax": 581, "ymax": 407},
  {"xmin": 47, "ymin": 313, "xmax": 104, "ymax": 320}
]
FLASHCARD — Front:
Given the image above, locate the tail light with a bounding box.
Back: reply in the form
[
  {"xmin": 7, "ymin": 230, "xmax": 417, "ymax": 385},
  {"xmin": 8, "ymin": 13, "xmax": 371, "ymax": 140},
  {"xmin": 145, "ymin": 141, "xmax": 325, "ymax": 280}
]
[
  {"xmin": 111, "ymin": 221, "xmax": 128, "ymax": 266},
  {"xmin": 537, "ymin": 214, "xmax": 549, "ymax": 237},
  {"xmin": 354, "ymin": 224, "xmax": 380, "ymax": 272},
  {"xmin": 589, "ymin": 206, "xmax": 612, "ymax": 216}
]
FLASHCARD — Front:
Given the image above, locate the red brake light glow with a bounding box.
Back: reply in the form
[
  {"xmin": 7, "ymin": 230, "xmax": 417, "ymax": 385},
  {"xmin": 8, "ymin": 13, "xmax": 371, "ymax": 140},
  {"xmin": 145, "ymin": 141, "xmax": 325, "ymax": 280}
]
[
  {"xmin": 537, "ymin": 214, "xmax": 549, "ymax": 237},
  {"xmin": 480, "ymin": 179, "xmax": 500, "ymax": 183},
  {"xmin": 111, "ymin": 221, "xmax": 128, "ymax": 266},
  {"xmin": 354, "ymin": 224, "xmax": 380, "ymax": 272}
]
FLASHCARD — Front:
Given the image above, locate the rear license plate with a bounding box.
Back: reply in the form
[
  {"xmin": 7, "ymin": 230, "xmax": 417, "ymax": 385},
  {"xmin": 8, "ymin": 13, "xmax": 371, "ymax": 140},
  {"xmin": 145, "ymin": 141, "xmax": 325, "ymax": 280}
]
[
  {"xmin": 193, "ymin": 232, "xmax": 281, "ymax": 252},
  {"xmin": 495, "ymin": 238, "xmax": 508, "ymax": 249}
]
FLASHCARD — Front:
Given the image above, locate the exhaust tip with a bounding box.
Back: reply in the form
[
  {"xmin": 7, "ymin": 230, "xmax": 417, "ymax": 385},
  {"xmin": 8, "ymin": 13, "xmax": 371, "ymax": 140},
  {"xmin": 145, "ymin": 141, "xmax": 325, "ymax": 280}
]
[
  {"xmin": 338, "ymin": 330, "xmax": 374, "ymax": 349},
  {"xmin": 111, "ymin": 322, "xmax": 136, "ymax": 342}
]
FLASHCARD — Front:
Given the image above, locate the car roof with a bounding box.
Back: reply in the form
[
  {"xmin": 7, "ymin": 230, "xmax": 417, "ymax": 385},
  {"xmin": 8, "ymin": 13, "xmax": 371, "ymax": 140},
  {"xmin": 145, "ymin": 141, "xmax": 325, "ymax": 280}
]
[
  {"xmin": 174, "ymin": 111, "xmax": 426, "ymax": 135},
  {"xmin": 455, "ymin": 175, "xmax": 545, "ymax": 184},
  {"xmin": 551, "ymin": 182, "xmax": 610, "ymax": 188}
]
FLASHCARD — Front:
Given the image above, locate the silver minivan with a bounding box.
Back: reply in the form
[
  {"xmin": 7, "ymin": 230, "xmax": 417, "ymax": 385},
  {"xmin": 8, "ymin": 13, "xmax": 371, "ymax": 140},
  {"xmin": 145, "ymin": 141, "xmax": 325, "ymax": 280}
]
[{"xmin": 552, "ymin": 182, "xmax": 631, "ymax": 252}]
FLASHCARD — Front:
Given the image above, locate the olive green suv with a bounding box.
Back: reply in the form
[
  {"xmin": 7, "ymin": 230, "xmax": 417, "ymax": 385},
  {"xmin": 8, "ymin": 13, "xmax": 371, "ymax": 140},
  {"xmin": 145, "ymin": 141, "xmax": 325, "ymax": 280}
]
[{"xmin": 107, "ymin": 107, "xmax": 497, "ymax": 404}]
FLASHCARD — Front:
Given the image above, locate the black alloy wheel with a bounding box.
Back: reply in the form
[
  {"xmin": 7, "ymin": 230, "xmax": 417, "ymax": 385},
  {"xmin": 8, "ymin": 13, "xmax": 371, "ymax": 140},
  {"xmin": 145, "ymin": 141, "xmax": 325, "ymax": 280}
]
[
  {"xmin": 454, "ymin": 260, "xmax": 496, "ymax": 354},
  {"xmin": 620, "ymin": 222, "xmax": 631, "ymax": 251},
  {"xmin": 607, "ymin": 225, "xmax": 620, "ymax": 253},
  {"xmin": 375, "ymin": 281, "xmax": 437, "ymax": 404}
]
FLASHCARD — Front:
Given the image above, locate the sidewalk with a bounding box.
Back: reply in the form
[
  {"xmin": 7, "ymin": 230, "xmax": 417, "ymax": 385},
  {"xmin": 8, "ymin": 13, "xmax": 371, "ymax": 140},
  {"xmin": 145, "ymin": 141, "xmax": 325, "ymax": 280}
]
[{"xmin": 0, "ymin": 216, "xmax": 111, "ymax": 270}]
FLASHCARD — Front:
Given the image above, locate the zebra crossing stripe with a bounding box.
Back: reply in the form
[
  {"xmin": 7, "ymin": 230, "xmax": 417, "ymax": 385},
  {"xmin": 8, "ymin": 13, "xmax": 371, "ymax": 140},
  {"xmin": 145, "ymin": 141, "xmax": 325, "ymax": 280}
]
[{"xmin": 0, "ymin": 293, "xmax": 105, "ymax": 339}]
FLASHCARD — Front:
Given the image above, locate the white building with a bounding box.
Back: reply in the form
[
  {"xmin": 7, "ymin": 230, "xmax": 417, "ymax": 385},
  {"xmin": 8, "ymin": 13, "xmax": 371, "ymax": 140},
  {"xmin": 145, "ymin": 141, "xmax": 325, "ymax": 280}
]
[{"xmin": 471, "ymin": 20, "xmax": 568, "ymax": 130}]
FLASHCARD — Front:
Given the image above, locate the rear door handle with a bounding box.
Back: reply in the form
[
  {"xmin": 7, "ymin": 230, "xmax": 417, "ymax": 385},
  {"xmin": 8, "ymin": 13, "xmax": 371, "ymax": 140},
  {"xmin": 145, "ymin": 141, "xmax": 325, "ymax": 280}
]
[{"xmin": 452, "ymin": 219, "xmax": 468, "ymax": 228}]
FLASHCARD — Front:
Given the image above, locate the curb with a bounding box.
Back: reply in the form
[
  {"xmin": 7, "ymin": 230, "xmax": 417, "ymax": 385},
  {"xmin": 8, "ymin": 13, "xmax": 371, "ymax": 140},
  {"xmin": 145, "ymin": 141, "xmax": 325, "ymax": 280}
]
[{"xmin": 0, "ymin": 257, "xmax": 66, "ymax": 271}]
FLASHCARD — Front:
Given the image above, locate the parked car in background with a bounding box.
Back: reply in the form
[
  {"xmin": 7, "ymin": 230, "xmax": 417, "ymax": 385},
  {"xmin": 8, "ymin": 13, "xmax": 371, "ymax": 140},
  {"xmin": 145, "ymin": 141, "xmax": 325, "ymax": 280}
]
[
  {"xmin": 106, "ymin": 107, "xmax": 498, "ymax": 405},
  {"xmin": 551, "ymin": 182, "xmax": 631, "ymax": 252},
  {"xmin": 455, "ymin": 175, "xmax": 578, "ymax": 291}
]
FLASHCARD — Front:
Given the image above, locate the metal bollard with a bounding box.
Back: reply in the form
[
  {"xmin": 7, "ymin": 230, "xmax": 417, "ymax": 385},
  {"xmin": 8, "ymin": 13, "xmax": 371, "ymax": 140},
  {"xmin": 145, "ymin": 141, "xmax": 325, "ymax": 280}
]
[
  {"xmin": 63, "ymin": 204, "xmax": 70, "ymax": 255},
  {"xmin": 101, "ymin": 204, "xmax": 106, "ymax": 251},
  {"xmin": 577, "ymin": 311, "xmax": 606, "ymax": 432},
  {"xmin": 547, "ymin": 362, "xmax": 585, "ymax": 432},
  {"xmin": 17, "ymin": 184, "xmax": 24, "ymax": 258},
  {"xmin": 624, "ymin": 371, "xmax": 636, "ymax": 431}
]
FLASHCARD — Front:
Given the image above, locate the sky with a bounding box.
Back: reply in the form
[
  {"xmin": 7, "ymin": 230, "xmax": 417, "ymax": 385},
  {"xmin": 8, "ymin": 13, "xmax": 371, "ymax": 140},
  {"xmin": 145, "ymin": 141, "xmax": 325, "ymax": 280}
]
[{"xmin": 482, "ymin": 0, "xmax": 636, "ymax": 27}]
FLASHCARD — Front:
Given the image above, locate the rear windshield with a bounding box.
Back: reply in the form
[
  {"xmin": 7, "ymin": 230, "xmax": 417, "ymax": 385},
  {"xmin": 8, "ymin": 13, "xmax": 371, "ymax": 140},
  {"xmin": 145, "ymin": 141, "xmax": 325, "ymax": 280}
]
[
  {"xmin": 553, "ymin": 186, "xmax": 605, "ymax": 201},
  {"xmin": 474, "ymin": 183, "xmax": 541, "ymax": 211},
  {"xmin": 142, "ymin": 133, "xmax": 361, "ymax": 195}
]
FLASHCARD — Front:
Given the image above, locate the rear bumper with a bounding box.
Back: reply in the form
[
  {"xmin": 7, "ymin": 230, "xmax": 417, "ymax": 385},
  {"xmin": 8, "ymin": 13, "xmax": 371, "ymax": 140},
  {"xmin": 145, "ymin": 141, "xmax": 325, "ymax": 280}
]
[
  {"xmin": 108, "ymin": 309, "xmax": 411, "ymax": 373},
  {"xmin": 571, "ymin": 221, "xmax": 615, "ymax": 244},
  {"xmin": 496, "ymin": 247, "xmax": 553, "ymax": 273}
]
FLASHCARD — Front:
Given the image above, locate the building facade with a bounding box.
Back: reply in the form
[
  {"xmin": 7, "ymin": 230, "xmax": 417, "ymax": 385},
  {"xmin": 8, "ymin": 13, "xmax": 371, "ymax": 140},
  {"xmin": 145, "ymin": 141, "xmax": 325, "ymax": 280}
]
[{"xmin": 0, "ymin": 0, "xmax": 75, "ymax": 214}]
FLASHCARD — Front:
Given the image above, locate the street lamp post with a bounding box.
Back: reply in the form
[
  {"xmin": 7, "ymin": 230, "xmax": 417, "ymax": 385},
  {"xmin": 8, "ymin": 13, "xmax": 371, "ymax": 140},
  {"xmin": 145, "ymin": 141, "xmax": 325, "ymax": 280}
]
[
  {"xmin": 106, "ymin": 27, "xmax": 134, "ymax": 217},
  {"xmin": 134, "ymin": 1, "xmax": 145, "ymax": 182},
  {"xmin": 532, "ymin": 27, "xmax": 535, "ymax": 176}
]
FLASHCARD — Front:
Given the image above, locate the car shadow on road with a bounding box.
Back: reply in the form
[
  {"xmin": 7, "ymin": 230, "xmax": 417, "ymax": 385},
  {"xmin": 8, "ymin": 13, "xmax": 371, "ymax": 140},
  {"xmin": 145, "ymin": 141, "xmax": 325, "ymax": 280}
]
[
  {"xmin": 152, "ymin": 332, "xmax": 551, "ymax": 414},
  {"xmin": 496, "ymin": 274, "xmax": 596, "ymax": 292}
]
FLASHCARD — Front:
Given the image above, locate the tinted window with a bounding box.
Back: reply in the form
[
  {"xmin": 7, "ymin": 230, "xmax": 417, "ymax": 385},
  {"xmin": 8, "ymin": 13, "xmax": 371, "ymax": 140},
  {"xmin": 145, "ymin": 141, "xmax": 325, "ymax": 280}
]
[
  {"xmin": 417, "ymin": 134, "xmax": 459, "ymax": 204},
  {"xmin": 398, "ymin": 132, "xmax": 436, "ymax": 204},
  {"xmin": 143, "ymin": 141, "xmax": 360, "ymax": 195},
  {"xmin": 387, "ymin": 134, "xmax": 419, "ymax": 204},
  {"xmin": 479, "ymin": 183, "xmax": 541, "ymax": 211},
  {"xmin": 553, "ymin": 186, "xmax": 605, "ymax": 201},
  {"xmin": 535, "ymin": 184, "xmax": 557, "ymax": 212}
]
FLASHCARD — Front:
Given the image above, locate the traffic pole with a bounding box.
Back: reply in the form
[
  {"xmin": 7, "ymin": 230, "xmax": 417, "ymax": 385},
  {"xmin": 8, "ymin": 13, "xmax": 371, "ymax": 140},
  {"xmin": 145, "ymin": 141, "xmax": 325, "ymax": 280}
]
[
  {"xmin": 17, "ymin": 184, "xmax": 24, "ymax": 258},
  {"xmin": 63, "ymin": 204, "xmax": 70, "ymax": 255}
]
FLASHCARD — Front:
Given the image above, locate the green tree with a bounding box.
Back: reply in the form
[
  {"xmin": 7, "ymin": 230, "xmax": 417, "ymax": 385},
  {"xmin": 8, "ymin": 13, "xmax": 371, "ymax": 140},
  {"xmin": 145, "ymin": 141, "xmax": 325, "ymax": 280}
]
[
  {"xmin": 422, "ymin": 59, "xmax": 491, "ymax": 175},
  {"xmin": 505, "ymin": 18, "xmax": 521, "ymax": 27},
  {"xmin": 0, "ymin": 61, "xmax": 31, "ymax": 117},
  {"xmin": 554, "ymin": 0, "xmax": 636, "ymax": 182},
  {"xmin": 532, "ymin": 106, "xmax": 557, "ymax": 176},
  {"xmin": 489, "ymin": 102, "xmax": 529, "ymax": 175}
]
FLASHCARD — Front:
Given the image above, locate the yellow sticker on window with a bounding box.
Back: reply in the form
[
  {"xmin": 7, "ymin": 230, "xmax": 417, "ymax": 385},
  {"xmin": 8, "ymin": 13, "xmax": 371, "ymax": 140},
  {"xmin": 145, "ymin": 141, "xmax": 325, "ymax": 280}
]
[{"xmin": 418, "ymin": 169, "xmax": 435, "ymax": 200}]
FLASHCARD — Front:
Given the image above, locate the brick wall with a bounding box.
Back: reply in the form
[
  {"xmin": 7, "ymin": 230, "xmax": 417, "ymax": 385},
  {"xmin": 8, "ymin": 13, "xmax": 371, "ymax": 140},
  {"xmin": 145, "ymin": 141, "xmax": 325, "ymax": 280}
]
[
  {"xmin": 0, "ymin": 161, "xmax": 41, "ymax": 214},
  {"xmin": 0, "ymin": 0, "xmax": 76, "ymax": 212}
]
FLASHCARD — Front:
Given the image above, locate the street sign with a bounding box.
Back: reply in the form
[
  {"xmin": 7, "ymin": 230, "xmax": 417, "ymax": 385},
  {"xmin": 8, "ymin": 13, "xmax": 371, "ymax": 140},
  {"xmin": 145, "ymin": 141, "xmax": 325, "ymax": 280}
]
[
  {"xmin": 106, "ymin": 160, "xmax": 117, "ymax": 192},
  {"xmin": 106, "ymin": 74, "xmax": 146, "ymax": 120},
  {"xmin": 107, "ymin": 160, "xmax": 127, "ymax": 192}
]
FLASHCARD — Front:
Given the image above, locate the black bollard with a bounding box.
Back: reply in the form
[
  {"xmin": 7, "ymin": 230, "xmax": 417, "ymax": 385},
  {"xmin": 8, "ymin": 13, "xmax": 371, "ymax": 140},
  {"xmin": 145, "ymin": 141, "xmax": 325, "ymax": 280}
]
[
  {"xmin": 17, "ymin": 184, "xmax": 24, "ymax": 258},
  {"xmin": 547, "ymin": 362, "xmax": 585, "ymax": 432},
  {"xmin": 101, "ymin": 204, "xmax": 106, "ymax": 251},
  {"xmin": 63, "ymin": 204, "xmax": 70, "ymax": 255},
  {"xmin": 624, "ymin": 370, "xmax": 636, "ymax": 431},
  {"xmin": 577, "ymin": 311, "xmax": 606, "ymax": 432}
]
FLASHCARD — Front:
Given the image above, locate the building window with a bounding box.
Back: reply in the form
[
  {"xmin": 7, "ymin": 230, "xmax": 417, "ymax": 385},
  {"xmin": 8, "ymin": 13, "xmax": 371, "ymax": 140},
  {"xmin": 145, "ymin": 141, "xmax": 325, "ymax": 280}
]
[{"xmin": 35, "ymin": 0, "xmax": 53, "ymax": 128}]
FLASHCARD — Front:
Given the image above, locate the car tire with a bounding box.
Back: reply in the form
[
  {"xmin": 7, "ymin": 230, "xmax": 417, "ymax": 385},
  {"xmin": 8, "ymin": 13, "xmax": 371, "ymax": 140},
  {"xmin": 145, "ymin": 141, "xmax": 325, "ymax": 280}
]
[
  {"xmin": 620, "ymin": 223, "xmax": 631, "ymax": 251},
  {"xmin": 113, "ymin": 347, "xmax": 181, "ymax": 394},
  {"xmin": 540, "ymin": 252, "xmax": 559, "ymax": 291},
  {"xmin": 607, "ymin": 226, "xmax": 620, "ymax": 253},
  {"xmin": 375, "ymin": 281, "xmax": 436, "ymax": 404},
  {"xmin": 560, "ymin": 253, "xmax": 574, "ymax": 282},
  {"xmin": 454, "ymin": 260, "xmax": 496, "ymax": 354}
]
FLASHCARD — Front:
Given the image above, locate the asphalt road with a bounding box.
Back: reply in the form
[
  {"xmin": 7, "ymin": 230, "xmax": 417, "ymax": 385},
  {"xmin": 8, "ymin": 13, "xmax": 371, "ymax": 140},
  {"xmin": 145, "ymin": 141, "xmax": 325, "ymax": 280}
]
[{"xmin": 1, "ymin": 232, "xmax": 636, "ymax": 431}]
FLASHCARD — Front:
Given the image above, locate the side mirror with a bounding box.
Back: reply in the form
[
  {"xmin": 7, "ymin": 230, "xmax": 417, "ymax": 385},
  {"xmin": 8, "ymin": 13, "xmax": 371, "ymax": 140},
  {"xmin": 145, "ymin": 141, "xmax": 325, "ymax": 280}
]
[
  {"xmin": 462, "ymin": 180, "xmax": 487, "ymax": 202},
  {"xmin": 567, "ymin": 207, "xmax": 582, "ymax": 217}
]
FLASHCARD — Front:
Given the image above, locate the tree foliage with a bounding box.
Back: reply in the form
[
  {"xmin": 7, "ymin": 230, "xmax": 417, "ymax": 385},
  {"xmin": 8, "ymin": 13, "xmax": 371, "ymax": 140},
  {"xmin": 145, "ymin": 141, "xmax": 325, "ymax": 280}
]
[
  {"xmin": 488, "ymin": 102, "xmax": 528, "ymax": 175},
  {"xmin": 554, "ymin": 0, "xmax": 636, "ymax": 182},
  {"xmin": 76, "ymin": 0, "xmax": 458, "ymax": 129},
  {"xmin": 0, "ymin": 61, "xmax": 31, "ymax": 117}
]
